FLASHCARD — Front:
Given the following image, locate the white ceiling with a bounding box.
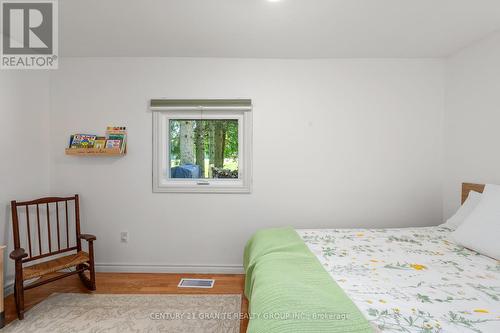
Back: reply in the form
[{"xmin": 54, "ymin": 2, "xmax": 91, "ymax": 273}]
[{"xmin": 60, "ymin": 0, "xmax": 500, "ymax": 58}]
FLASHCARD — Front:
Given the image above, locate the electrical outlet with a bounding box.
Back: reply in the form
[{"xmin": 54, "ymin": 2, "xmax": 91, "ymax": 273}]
[{"xmin": 120, "ymin": 231, "xmax": 129, "ymax": 243}]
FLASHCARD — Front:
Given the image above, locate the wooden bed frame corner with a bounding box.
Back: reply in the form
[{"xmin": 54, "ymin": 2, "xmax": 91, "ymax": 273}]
[{"xmin": 461, "ymin": 183, "xmax": 485, "ymax": 204}]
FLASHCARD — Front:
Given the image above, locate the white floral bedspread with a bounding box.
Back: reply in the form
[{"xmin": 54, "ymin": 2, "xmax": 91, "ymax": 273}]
[{"xmin": 296, "ymin": 226, "xmax": 500, "ymax": 333}]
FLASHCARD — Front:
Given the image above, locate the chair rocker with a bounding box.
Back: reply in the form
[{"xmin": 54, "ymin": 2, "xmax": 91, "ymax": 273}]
[{"xmin": 10, "ymin": 195, "xmax": 96, "ymax": 320}]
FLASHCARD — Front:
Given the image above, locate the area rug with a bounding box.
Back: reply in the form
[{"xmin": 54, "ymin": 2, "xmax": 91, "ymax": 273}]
[{"xmin": 3, "ymin": 293, "xmax": 242, "ymax": 333}]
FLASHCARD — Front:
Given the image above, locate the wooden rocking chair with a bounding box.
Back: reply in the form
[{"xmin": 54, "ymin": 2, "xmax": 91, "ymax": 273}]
[{"xmin": 9, "ymin": 195, "xmax": 96, "ymax": 320}]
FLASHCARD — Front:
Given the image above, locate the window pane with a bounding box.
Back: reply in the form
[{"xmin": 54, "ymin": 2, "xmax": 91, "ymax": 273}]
[{"xmin": 169, "ymin": 119, "xmax": 239, "ymax": 179}]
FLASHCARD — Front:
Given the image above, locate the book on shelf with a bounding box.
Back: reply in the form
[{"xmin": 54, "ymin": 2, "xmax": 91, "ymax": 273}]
[
  {"xmin": 69, "ymin": 134, "xmax": 97, "ymax": 148},
  {"xmin": 93, "ymin": 137, "xmax": 107, "ymax": 149},
  {"xmin": 105, "ymin": 126, "xmax": 127, "ymax": 153},
  {"xmin": 68, "ymin": 127, "xmax": 127, "ymax": 153},
  {"xmin": 105, "ymin": 139, "xmax": 122, "ymax": 150}
]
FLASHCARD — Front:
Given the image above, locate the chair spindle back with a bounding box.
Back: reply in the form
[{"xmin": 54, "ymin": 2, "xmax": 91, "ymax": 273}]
[{"xmin": 11, "ymin": 195, "xmax": 82, "ymax": 263}]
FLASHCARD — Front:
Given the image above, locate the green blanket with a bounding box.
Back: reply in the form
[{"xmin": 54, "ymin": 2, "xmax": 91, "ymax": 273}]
[{"xmin": 244, "ymin": 227, "xmax": 373, "ymax": 333}]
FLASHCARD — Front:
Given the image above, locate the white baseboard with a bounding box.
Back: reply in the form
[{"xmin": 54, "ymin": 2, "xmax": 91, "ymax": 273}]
[
  {"xmin": 95, "ymin": 263, "xmax": 244, "ymax": 274},
  {"xmin": 3, "ymin": 263, "xmax": 244, "ymax": 296}
]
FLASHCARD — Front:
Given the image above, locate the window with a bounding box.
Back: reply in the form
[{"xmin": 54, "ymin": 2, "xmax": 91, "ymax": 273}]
[{"xmin": 152, "ymin": 99, "xmax": 252, "ymax": 193}]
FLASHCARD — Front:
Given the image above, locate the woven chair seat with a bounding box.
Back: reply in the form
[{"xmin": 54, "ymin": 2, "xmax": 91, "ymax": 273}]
[{"xmin": 23, "ymin": 251, "xmax": 89, "ymax": 280}]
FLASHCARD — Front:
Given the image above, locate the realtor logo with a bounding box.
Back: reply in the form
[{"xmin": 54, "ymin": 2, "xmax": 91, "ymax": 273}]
[{"xmin": 1, "ymin": 0, "xmax": 58, "ymax": 69}]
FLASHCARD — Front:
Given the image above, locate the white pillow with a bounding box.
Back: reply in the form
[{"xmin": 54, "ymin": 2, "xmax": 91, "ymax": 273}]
[
  {"xmin": 442, "ymin": 190, "xmax": 482, "ymax": 229},
  {"xmin": 451, "ymin": 184, "xmax": 500, "ymax": 260}
]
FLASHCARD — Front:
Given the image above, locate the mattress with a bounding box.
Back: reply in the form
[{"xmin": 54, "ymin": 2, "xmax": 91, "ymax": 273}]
[{"xmin": 296, "ymin": 226, "xmax": 500, "ymax": 332}]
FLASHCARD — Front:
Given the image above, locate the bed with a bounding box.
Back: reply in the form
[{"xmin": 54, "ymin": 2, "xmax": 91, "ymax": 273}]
[{"xmin": 244, "ymin": 183, "xmax": 500, "ymax": 333}]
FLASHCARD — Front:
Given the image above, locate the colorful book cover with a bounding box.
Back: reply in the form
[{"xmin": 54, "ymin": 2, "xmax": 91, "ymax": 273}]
[
  {"xmin": 70, "ymin": 134, "xmax": 97, "ymax": 148},
  {"xmin": 106, "ymin": 126, "xmax": 126, "ymax": 132},
  {"xmin": 70, "ymin": 134, "xmax": 96, "ymax": 148},
  {"xmin": 78, "ymin": 134, "xmax": 97, "ymax": 148},
  {"xmin": 105, "ymin": 139, "xmax": 122, "ymax": 149},
  {"xmin": 107, "ymin": 134, "xmax": 125, "ymax": 141},
  {"xmin": 94, "ymin": 137, "xmax": 106, "ymax": 149},
  {"xmin": 70, "ymin": 134, "xmax": 82, "ymax": 148},
  {"xmin": 106, "ymin": 126, "xmax": 127, "ymax": 153},
  {"xmin": 106, "ymin": 127, "xmax": 126, "ymax": 137}
]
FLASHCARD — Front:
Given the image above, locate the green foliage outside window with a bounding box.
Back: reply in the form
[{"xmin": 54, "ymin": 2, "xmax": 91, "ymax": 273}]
[{"xmin": 169, "ymin": 119, "xmax": 238, "ymax": 178}]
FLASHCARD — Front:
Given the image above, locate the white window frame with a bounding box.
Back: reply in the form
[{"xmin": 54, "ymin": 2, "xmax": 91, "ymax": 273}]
[{"xmin": 153, "ymin": 110, "xmax": 252, "ymax": 193}]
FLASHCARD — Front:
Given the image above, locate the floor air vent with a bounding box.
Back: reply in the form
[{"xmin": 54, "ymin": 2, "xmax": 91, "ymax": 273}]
[{"xmin": 178, "ymin": 278, "xmax": 215, "ymax": 288}]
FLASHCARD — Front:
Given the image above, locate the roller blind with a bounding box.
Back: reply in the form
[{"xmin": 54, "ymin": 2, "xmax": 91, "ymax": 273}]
[{"xmin": 150, "ymin": 99, "xmax": 252, "ymax": 111}]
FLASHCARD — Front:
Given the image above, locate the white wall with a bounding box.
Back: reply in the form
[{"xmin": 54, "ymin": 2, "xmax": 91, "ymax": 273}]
[
  {"xmin": 444, "ymin": 31, "xmax": 500, "ymax": 218},
  {"xmin": 49, "ymin": 58, "xmax": 445, "ymax": 272},
  {"xmin": 0, "ymin": 71, "xmax": 50, "ymax": 286},
  {"xmin": 3, "ymin": 33, "xmax": 499, "ymax": 278}
]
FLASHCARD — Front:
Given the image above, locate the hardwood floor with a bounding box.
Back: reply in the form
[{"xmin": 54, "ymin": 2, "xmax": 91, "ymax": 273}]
[{"xmin": 3, "ymin": 272, "xmax": 248, "ymax": 332}]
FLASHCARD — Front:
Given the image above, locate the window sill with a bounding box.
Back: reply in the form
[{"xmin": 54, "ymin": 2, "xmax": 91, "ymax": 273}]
[{"xmin": 153, "ymin": 184, "xmax": 251, "ymax": 194}]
